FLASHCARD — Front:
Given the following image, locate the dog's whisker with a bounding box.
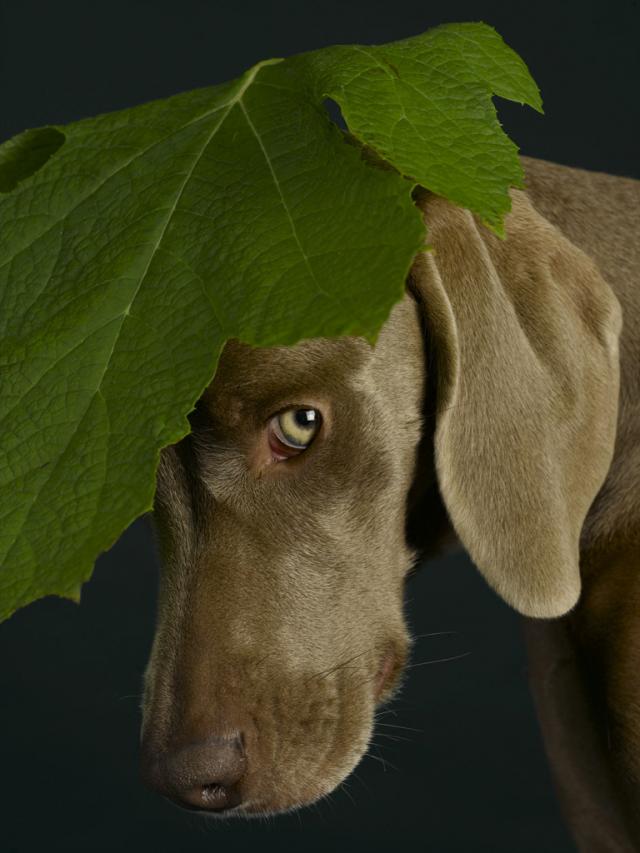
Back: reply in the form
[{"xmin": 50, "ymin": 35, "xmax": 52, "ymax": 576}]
[
  {"xmin": 366, "ymin": 744, "xmax": 401, "ymax": 773},
  {"xmin": 337, "ymin": 777, "xmax": 357, "ymax": 807},
  {"xmin": 411, "ymin": 630, "xmax": 459, "ymax": 640},
  {"xmin": 406, "ymin": 651, "xmax": 472, "ymax": 668},
  {"xmin": 374, "ymin": 707, "xmax": 399, "ymax": 720},
  {"xmin": 302, "ymin": 648, "xmax": 372, "ymax": 685},
  {"xmin": 375, "ymin": 721, "xmax": 423, "ymax": 733},
  {"xmin": 367, "ymin": 750, "xmax": 389, "ymax": 771},
  {"xmin": 373, "ymin": 731, "xmax": 411, "ymax": 743},
  {"xmin": 351, "ymin": 769, "xmax": 372, "ymax": 795}
]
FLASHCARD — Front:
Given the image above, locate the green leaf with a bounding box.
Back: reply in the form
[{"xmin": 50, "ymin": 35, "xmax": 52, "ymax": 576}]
[
  {"xmin": 298, "ymin": 22, "xmax": 543, "ymax": 235},
  {"xmin": 0, "ymin": 22, "xmax": 541, "ymax": 620}
]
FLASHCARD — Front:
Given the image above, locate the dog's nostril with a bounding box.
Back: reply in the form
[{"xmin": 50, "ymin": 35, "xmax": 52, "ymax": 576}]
[
  {"xmin": 140, "ymin": 732, "xmax": 246, "ymax": 812},
  {"xmin": 202, "ymin": 783, "xmax": 227, "ymax": 806},
  {"xmin": 174, "ymin": 780, "xmax": 242, "ymax": 812}
]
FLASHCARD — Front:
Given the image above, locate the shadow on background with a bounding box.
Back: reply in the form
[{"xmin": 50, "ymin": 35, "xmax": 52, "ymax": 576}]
[{"xmin": 0, "ymin": 518, "xmax": 575, "ymax": 852}]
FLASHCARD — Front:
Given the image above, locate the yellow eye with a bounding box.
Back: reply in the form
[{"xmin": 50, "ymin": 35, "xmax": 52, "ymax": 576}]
[{"xmin": 270, "ymin": 407, "xmax": 321, "ymax": 454}]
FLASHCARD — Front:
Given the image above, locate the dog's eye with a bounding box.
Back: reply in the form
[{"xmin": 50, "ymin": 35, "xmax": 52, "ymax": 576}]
[{"xmin": 268, "ymin": 407, "xmax": 321, "ymax": 458}]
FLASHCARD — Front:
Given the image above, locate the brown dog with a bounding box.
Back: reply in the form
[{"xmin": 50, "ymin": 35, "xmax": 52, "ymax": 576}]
[{"xmin": 140, "ymin": 155, "xmax": 640, "ymax": 846}]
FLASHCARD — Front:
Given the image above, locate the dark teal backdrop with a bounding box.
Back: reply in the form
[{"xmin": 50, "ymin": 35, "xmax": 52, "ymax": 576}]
[{"xmin": 1, "ymin": 1, "xmax": 637, "ymax": 850}]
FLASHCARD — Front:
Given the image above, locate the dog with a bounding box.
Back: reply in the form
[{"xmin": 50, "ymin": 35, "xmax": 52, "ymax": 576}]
[{"xmin": 140, "ymin": 154, "xmax": 640, "ymax": 847}]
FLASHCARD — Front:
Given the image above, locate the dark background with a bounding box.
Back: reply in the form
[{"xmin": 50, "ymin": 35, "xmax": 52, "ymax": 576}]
[{"xmin": 0, "ymin": 1, "xmax": 638, "ymax": 851}]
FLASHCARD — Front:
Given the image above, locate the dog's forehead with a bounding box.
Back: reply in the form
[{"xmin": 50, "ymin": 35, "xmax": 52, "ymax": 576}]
[{"xmin": 202, "ymin": 334, "xmax": 373, "ymax": 419}]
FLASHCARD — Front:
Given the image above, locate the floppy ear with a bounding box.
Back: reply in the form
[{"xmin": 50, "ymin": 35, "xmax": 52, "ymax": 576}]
[{"xmin": 408, "ymin": 188, "xmax": 623, "ymax": 618}]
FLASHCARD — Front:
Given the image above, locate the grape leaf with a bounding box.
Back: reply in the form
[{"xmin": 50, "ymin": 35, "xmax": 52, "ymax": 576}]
[{"xmin": 0, "ymin": 22, "xmax": 541, "ymax": 620}]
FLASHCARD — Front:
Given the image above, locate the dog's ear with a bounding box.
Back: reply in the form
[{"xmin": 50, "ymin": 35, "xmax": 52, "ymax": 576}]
[{"xmin": 408, "ymin": 189, "xmax": 623, "ymax": 617}]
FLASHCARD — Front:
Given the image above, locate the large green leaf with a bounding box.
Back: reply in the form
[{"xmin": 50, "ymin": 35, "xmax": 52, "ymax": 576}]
[
  {"xmin": 0, "ymin": 22, "xmax": 541, "ymax": 620},
  {"xmin": 298, "ymin": 22, "xmax": 543, "ymax": 234}
]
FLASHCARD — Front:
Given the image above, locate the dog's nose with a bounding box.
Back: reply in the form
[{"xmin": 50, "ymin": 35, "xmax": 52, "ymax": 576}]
[{"xmin": 140, "ymin": 733, "xmax": 247, "ymax": 812}]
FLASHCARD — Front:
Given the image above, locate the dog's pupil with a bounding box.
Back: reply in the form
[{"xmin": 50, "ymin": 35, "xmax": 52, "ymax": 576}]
[{"xmin": 295, "ymin": 409, "xmax": 316, "ymax": 429}]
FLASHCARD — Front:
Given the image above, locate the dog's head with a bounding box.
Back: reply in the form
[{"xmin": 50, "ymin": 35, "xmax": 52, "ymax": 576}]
[{"xmin": 140, "ymin": 189, "xmax": 622, "ymax": 816}]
